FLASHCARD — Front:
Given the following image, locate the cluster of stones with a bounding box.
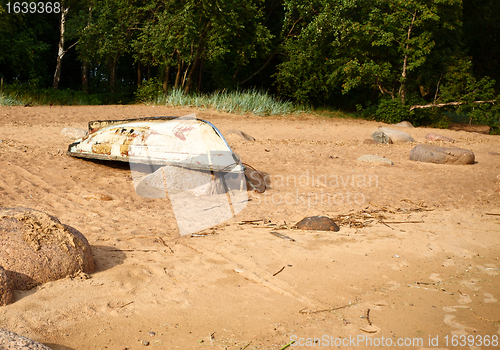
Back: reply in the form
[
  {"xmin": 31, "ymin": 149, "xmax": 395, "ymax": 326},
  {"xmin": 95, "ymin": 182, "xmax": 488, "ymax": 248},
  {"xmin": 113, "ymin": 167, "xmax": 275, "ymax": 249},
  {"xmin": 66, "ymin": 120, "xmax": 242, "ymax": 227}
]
[{"xmin": 359, "ymin": 121, "xmax": 475, "ymax": 166}]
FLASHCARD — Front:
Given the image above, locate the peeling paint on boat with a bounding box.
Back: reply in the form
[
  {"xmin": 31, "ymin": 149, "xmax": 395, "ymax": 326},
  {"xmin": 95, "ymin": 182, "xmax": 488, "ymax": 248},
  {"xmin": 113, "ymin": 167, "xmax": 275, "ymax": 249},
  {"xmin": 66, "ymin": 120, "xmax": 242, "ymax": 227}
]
[{"xmin": 67, "ymin": 116, "xmax": 243, "ymax": 172}]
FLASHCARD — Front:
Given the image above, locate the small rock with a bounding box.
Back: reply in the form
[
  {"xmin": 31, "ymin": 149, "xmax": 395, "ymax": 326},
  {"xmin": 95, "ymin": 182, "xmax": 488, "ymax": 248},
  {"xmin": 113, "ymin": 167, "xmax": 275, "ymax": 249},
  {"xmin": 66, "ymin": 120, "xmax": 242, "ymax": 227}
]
[
  {"xmin": 357, "ymin": 154, "xmax": 394, "ymax": 165},
  {"xmin": 148, "ymin": 331, "xmax": 155, "ymax": 337},
  {"xmin": 142, "ymin": 340, "xmax": 150, "ymax": 346},
  {"xmin": 296, "ymin": 216, "xmax": 340, "ymax": 232},
  {"xmin": 0, "ymin": 328, "xmax": 52, "ymax": 349},
  {"xmin": 371, "ymin": 131, "xmax": 393, "ymax": 144},
  {"xmin": 425, "ymin": 133, "xmax": 455, "ymax": 142},
  {"xmin": 60, "ymin": 127, "xmax": 87, "ymax": 140},
  {"xmin": 226, "ymin": 129, "xmax": 255, "ymax": 141},
  {"xmin": 409, "ymin": 144, "xmax": 475, "ymax": 165},
  {"xmin": 393, "ymin": 121, "xmax": 414, "ymax": 128},
  {"xmin": 362, "ymin": 139, "xmax": 378, "ymax": 145},
  {"xmin": 0, "ymin": 266, "xmax": 13, "ymax": 306},
  {"xmin": 375, "ymin": 127, "xmax": 414, "ymax": 143}
]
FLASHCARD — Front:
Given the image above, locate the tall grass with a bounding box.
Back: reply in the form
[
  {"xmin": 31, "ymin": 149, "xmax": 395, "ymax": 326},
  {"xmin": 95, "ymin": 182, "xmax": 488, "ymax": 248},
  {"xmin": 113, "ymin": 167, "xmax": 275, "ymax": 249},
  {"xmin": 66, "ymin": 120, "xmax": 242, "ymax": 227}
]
[
  {"xmin": 0, "ymin": 84, "xmax": 102, "ymax": 106},
  {"xmin": 0, "ymin": 92, "xmax": 22, "ymax": 106},
  {"xmin": 143, "ymin": 87, "xmax": 310, "ymax": 116}
]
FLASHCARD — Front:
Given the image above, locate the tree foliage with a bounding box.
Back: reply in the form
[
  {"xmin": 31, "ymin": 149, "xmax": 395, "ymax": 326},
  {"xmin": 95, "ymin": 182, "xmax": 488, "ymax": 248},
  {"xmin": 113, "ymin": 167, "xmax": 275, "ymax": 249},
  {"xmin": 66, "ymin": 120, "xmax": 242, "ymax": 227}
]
[{"xmin": 0, "ymin": 0, "xmax": 498, "ymax": 131}]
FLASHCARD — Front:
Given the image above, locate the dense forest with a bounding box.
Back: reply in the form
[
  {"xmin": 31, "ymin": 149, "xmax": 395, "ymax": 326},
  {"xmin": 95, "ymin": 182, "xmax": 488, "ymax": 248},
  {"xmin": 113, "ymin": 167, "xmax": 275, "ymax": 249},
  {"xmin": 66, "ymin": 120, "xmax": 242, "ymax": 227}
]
[{"xmin": 0, "ymin": 0, "xmax": 499, "ymax": 130}]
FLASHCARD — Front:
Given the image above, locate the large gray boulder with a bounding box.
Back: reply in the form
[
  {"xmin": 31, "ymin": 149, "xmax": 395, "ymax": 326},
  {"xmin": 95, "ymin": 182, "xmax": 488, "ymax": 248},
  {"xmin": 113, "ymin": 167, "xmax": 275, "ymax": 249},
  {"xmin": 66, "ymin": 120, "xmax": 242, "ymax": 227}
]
[
  {"xmin": 0, "ymin": 328, "xmax": 52, "ymax": 349},
  {"xmin": 409, "ymin": 144, "xmax": 475, "ymax": 165},
  {"xmin": 0, "ymin": 208, "xmax": 94, "ymax": 305},
  {"xmin": 374, "ymin": 127, "xmax": 415, "ymax": 143}
]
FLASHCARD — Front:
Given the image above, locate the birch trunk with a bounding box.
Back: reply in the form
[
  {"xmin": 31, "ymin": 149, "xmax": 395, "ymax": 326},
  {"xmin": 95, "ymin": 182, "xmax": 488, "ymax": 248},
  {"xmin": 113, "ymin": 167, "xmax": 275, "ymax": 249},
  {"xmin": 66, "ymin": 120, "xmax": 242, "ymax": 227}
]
[{"xmin": 53, "ymin": 6, "xmax": 69, "ymax": 90}]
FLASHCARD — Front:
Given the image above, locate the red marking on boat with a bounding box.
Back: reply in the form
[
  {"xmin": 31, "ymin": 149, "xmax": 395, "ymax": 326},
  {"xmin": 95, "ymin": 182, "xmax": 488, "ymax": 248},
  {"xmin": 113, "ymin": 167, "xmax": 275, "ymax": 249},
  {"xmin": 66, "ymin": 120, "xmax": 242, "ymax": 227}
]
[{"xmin": 173, "ymin": 125, "xmax": 194, "ymax": 141}]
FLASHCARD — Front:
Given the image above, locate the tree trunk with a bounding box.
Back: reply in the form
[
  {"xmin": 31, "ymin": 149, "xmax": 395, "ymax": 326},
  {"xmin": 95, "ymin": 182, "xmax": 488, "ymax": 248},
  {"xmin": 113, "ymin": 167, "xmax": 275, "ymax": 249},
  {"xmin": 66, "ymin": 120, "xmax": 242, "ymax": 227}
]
[
  {"xmin": 163, "ymin": 64, "xmax": 170, "ymax": 93},
  {"xmin": 82, "ymin": 59, "xmax": 89, "ymax": 93},
  {"xmin": 399, "ymin": 10, "xmax": 417, "ymax": 106},
  {"xmin": 110, "ymin": 54, "xmax": 119, "ymax": 93},
  {"xmin": 53, "ymin": 6, "xmax": 69, "ymax": 90},
  {"xmin": 184, "ymin": 21, "xmax": 211, "ymax": 94},
  {"xmin": 137, "ymin": 62, "xmax": 142, "ymax": 87},
  {"xmin": 174, "ymin": 52, "xmax": 182, "ymax": 89}
]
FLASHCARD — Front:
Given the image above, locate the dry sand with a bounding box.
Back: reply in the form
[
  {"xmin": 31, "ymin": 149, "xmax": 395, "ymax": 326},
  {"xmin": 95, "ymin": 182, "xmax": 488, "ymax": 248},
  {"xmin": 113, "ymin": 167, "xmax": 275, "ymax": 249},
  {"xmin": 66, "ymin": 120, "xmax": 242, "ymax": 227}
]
[{"xmin": 0, "ymin": 105, "xmax": 499, "ymax": 349}]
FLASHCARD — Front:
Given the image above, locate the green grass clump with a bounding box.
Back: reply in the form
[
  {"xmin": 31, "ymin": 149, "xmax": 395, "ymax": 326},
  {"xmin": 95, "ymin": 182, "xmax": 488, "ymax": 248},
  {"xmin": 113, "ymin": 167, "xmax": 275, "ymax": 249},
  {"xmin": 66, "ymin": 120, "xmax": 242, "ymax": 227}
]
[
  {"xmin": 0, "ymin": 84, "xmax": 102, "ymax": 106},
  {"xmin": 141, "ymin": 86, "xmax": 310, "ymax": 116},
  {"xmin": 0, "ymin": 92, "xmax": 22, "ymax": 106}
]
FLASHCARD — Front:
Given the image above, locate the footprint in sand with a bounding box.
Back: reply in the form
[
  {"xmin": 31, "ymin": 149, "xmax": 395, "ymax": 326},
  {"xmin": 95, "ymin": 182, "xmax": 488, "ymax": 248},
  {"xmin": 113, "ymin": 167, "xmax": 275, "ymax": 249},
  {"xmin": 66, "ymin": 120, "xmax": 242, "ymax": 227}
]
[{"xmin": 483, "ymin": 293, "xmax": 498, "ymax": 303}]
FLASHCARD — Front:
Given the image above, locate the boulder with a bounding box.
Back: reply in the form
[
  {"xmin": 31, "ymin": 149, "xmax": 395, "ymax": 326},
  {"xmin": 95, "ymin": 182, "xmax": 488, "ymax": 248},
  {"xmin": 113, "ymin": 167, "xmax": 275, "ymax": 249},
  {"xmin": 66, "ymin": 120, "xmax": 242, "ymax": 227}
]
[
  {"xmin": 357, "ymin": 154, "xmax": 394, "ymax": 165},
  {"xmin": 393, "ymin": 121, "xmax": 414, "ymax": 128},
  {"xmin": 371, "ymin": 131, "xmax": 393, "ymax": 144},
  {"xmin": 0, "ymin": 328, "xmax": 52, "ymax": 349},
  {"xmin": 425, "ymin": 133, "xmax": 455, "ymax": 142},
  {"xmin": 0, "ymin": 266, "xmax": 13, "ymax": 306},
  {"xmin": 0, "ymin": 208, "xmax": 94, "ymax": 300},
  {"xmin": 409, "ymin": 144, "xmax": 475, "ymax": 165},
  {"xmin": 375, "ymin": 127, "xmax": 415, "ymax": 143},
  {"xmin": 296, "ymin": 216, "xmax": 340, "ymax": 232}
]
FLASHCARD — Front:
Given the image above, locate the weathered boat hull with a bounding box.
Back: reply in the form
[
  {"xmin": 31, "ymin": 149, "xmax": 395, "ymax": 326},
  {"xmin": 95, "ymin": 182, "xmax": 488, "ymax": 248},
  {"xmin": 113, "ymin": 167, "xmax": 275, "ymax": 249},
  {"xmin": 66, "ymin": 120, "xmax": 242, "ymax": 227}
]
[{"xmin": 67, "ymin": 116, "xmax": 243, "ymax": 172}]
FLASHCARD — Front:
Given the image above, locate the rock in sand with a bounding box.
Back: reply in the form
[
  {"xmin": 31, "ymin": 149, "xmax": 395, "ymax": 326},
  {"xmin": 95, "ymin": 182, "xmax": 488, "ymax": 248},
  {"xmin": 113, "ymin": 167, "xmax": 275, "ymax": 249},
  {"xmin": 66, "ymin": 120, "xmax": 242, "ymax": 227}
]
[
  {"xmin": 296, "ymin": 216, "xmax": 340, "ymax": 231},
  {"xmin": 373, "ymin": 127, "xmax": 415, "ymax": 143},
  {"xmin": 0, "ymin": 266, "xmax": 13, "ymax": 306},
  {"xmin": 371, "ymin": 131, "xmax": 393, "ymax": 144},
  {"xmin": 0, "ymin": 207, "xmax": 94, "ymax": 304},
  {"xmin": 409, "ymin": 144, "xmax": 475, "ymax": 165},
  {"xmin": 392, "ymin": 121, "xmax": 414, "ymax": 128},
  {"xmin": 0, "ymin": 328, "xmax": 52, "ymax": 349},
  {"xmin": 425, "ymin": 133, "xmax": 455, "ymax": 142}
]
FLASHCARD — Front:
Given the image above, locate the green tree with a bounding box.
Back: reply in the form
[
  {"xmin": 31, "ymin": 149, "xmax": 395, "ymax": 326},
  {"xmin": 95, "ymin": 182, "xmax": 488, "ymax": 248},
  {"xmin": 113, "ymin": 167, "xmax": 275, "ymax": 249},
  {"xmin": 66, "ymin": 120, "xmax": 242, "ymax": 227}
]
[{"xmin": 276, "ymin": 0, "xmax": 463, "ymax": 110}]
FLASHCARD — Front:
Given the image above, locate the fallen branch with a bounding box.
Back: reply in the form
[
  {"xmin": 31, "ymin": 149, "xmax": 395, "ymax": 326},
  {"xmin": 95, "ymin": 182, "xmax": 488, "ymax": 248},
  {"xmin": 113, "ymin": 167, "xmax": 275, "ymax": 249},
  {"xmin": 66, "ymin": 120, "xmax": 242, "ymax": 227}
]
[
  {"xmin": 485, "ymin": 213, "xmax": 500, "ymax": 216},
  {"xmin": 272, "ymin": 266, "xmax": 286, "ymax": 276},
  {"xmin": 379, "ymin": 220, "xmax": 395, "ymax": 230},
  {"xmin": 410, "ymin": 100, "xmax": 496, "ymax": 111},
  {"xmin": 382, "ymin": 220, "xmax": 424, "ymax": 224},
  {"xmin": 270, "ymin": 231, "xmax": 296, "ymax": 242},
  {"xmin": 299, "ymin": 303, "xmax": 354, "ymax": 314},
  {"xmin": 366, "ymin": 309, "xmax": 372, "ymax": 326},
  {"xmin": 369, "ymin": 202, "xmax": 396, "ymax": 214}
]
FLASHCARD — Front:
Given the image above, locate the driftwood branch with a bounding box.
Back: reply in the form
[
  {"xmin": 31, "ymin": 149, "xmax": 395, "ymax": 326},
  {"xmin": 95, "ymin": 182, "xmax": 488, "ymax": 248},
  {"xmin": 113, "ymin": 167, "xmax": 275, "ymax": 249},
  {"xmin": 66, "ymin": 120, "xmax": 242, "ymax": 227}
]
[{"xmin": 410, "ymin": 100, "xmax": 496, "ymax": 111}]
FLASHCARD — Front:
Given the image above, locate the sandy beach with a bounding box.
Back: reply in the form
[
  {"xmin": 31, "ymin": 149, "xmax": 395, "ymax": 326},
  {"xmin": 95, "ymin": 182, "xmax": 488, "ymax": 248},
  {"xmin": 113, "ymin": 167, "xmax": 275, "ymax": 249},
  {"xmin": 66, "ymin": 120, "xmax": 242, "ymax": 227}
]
[{"xmin": 0, "ymin": 105, "xmax": 499, "ymax": 349}]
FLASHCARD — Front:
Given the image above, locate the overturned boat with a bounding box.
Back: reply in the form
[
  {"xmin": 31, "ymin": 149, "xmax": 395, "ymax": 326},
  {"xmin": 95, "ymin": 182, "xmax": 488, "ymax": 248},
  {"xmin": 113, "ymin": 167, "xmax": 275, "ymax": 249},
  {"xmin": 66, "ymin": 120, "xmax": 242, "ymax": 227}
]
[
  {"xmin": 67, "ymin": 115, "xmax": 243, "ymax": 173},
  {"xmin": 67, "ymin": 115, "xmax": 266, "ymax": 235}
]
